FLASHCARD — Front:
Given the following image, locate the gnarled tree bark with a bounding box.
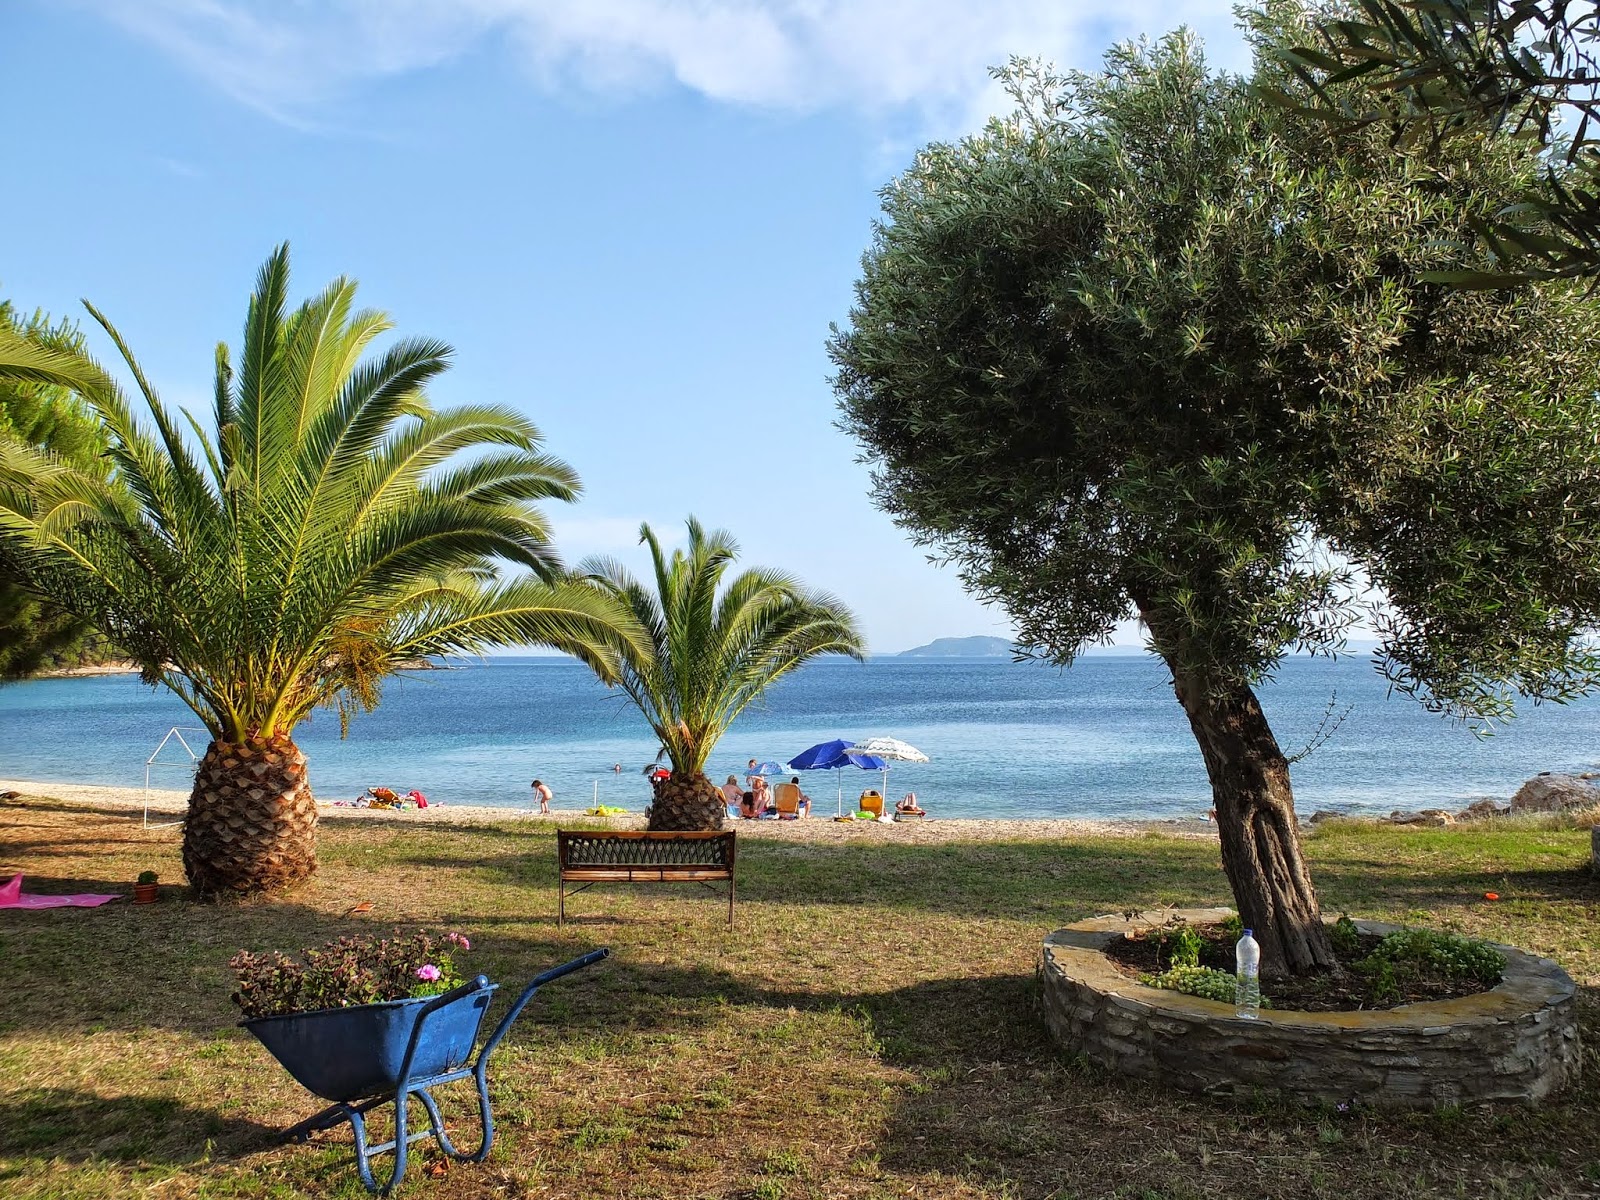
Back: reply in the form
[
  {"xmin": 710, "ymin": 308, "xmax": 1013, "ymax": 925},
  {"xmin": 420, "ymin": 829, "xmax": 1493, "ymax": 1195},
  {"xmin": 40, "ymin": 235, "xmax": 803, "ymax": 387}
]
[{"xmin": 1135, "ymin": 596, "xmax": 1339, "ymax": 977}]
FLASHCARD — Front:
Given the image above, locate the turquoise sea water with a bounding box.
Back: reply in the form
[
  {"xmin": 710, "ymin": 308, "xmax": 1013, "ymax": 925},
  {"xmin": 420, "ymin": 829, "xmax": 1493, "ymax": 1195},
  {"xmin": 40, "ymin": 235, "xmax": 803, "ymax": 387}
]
[{"xmin": 2, "ymin": 655, "xmax": 1598, "ymax": 820}]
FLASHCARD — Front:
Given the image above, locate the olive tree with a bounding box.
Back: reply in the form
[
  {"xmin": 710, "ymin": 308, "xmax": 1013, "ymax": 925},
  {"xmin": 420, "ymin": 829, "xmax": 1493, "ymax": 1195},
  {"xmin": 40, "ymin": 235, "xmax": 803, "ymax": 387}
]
[{"xmin": 831, "ymin": 24, "xmax": 1600, "ymax": 975}]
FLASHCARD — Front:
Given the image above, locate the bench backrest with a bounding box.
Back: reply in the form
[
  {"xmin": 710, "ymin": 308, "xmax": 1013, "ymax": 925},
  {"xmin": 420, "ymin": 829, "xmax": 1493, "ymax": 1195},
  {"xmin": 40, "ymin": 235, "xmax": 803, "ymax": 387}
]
[{"xmin": 558, "ymin": 830, "xmax": 736, "ymax": 870}]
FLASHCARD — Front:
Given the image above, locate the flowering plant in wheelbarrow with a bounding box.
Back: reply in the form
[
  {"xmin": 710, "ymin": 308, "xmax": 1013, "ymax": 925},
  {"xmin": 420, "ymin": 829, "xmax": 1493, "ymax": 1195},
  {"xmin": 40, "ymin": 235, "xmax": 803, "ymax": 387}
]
[
  {"xmin": 230, "ymin": 930, "xmax": 607, "ymax": 1195},
  {"xmin": 230, "ymin": 929, "xmax": 472, "ymax": 1017}
]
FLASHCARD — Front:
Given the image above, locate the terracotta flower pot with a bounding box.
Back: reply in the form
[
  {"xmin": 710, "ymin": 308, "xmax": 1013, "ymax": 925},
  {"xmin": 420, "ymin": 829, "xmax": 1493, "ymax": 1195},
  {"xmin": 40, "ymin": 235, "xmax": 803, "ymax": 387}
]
[{"xmin": 132, "ymin": 882, "xmax": 159, "ymax": 904}]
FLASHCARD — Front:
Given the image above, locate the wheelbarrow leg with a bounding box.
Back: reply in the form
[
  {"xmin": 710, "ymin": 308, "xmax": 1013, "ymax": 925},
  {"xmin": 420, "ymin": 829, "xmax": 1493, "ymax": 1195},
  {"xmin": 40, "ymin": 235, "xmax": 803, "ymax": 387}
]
[{"xmin": 345, "ymin": 1089, "xmax": 416, "ymax": 1196}]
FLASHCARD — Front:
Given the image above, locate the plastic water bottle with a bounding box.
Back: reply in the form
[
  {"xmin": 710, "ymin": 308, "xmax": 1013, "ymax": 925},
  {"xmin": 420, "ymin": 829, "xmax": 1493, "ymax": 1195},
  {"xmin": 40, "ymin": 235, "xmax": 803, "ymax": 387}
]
[{"xmin": 1235, "ymin": 928, "xmax": 1261, "ymax": 1020}]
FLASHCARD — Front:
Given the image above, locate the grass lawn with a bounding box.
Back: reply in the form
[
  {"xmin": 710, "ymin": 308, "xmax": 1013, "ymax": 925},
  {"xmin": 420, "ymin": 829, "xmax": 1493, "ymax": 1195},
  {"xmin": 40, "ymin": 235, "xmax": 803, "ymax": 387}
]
[{"xmin": 1, "ymin": 795, "xmax": 1596, "ymax": 1199}]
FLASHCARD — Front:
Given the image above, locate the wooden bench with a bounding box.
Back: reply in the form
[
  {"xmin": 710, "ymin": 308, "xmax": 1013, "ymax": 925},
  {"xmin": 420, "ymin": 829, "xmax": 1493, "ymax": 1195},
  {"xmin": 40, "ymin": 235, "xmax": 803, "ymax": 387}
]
[{"xmin": 556, "ymin": 830, "xmax": 736, "ymax": 928}]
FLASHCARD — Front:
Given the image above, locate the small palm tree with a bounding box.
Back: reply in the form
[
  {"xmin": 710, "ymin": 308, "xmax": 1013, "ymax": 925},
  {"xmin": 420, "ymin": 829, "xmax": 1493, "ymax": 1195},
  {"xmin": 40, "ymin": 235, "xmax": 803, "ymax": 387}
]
[
  {"xmin": 581, "ymin": 519, "xmax": 865, "ymax": 830},
  {"xmin": 0, "ymin": 246, "xmax": 639, "ymax": 897}
]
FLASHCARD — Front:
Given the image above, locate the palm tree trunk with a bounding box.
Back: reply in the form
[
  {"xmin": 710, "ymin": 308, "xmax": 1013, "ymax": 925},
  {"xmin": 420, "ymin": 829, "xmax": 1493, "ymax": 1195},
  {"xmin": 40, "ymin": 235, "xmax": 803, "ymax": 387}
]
[
  {"xmin": 648, "ymin": 771, "xmax": 726, "ymax": 831},
  {"xmin": 183, "ymin": 734, "xmax": 318, "ymax": 898}
]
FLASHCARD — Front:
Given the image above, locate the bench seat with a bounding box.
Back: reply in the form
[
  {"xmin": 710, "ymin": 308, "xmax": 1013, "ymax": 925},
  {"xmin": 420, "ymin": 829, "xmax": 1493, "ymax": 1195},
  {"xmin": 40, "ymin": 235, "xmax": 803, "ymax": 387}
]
[{"xmin": 557, "ymin": 830, "xmax": 736, "ymax": 927}]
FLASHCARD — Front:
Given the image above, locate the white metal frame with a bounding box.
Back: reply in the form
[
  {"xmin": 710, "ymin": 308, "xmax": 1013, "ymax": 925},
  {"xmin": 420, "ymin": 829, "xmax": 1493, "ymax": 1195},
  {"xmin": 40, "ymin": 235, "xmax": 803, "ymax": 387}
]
[{"xmin": 144, "ymin": 726, "xmax": 203, "ymax": 829}]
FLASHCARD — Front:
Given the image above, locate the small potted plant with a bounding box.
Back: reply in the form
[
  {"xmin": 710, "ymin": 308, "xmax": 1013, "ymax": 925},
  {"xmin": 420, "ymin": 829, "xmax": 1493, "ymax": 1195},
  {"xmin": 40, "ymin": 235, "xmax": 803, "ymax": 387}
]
[{"xmin": 133, "ymin": 870, "xmax": 159, "ymax": 904}]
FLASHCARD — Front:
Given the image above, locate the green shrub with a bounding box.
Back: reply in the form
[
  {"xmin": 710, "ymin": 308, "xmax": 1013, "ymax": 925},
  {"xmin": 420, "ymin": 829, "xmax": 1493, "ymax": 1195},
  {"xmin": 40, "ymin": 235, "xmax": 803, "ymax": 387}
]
[
  {"xmin": 1362, "ymin": 929, "xmax": 1506, "ymax": 984},
  {"xmin": 1143, "ymin": 966, "xmax": 1239, "ymax": 1005},
  {"xmin": 1167, "ymin": 924, "xmax": 1203, "ymax": 969},
  {"xmin": 1329, "ymin": 914, "xmax": 1361, "ymax": 957},
  {"xmin": 1219, "ymin": 913, "xmax": 1243, "ymax": 941}
]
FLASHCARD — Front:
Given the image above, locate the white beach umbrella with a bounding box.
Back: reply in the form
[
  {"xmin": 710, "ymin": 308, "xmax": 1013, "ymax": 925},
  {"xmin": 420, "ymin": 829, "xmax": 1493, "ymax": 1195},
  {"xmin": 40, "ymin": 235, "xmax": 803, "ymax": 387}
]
[
  {"xmin": 848, "ymin": 737, "xmax": 929, "ymax": 763},
  {"xmin": 847, "ymin": 737, "xmax": 930, "ymax": 799}
]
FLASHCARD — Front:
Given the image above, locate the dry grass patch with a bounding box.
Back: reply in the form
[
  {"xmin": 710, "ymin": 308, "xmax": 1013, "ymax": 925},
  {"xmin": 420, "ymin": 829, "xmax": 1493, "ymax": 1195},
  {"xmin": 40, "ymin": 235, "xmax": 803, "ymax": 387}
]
[{"xmin": 0, "ymin": 793, "xmax": 1596, "ymax": 1198}]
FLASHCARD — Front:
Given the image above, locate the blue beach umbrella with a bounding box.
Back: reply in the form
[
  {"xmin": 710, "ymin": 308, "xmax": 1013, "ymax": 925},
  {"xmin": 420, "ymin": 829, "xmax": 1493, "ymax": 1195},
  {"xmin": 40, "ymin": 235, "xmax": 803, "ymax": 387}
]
[
  {"xmin": 786, "ymin": 739, "xmax": 887, "ymax": 815},
  {"xmin": 747, "ymin": 761, "xmax": 787, "ymax": 777}
]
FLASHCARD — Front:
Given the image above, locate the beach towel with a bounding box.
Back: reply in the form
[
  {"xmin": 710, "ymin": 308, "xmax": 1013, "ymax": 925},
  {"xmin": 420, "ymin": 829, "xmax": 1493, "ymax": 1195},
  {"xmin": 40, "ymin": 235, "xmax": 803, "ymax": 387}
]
[{"xmin": 0, "ymin": 872, "xmax": 122, "ymax": 909}]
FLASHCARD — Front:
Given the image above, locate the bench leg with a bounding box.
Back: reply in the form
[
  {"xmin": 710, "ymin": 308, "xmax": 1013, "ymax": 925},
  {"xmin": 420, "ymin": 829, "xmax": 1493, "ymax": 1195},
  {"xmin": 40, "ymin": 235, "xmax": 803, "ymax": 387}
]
[
  {"xmin": 558, "ymin": 881, "xmax": 565, "ymax": 928},
  {"xmin": 727, "ymin": 876, "xmax": 735, "ymax": 930}
]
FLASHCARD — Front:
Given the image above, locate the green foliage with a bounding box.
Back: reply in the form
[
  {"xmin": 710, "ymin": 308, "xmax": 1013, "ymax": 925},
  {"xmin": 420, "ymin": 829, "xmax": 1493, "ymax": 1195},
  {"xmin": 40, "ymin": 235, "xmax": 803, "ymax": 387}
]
[
  {"xmin": 1361, "ymin": 928, "xmax": 1507, "ymax": 984},
  {"xmin": 228, "ymin": 929, "xmax": 471, "ymax": 1018},
  {"xmin": 578, "ymin": 518, "xmax": 864, "ymax": 777},
  {"xmin": 831, "ymin": 13, "xmax": 1600, "ymax": 726},
  {"xmin": 0, "ymin": 299, "xmax": 115, "ymax": 678},
  {"xmin": 1278, "ymin": 0, "xmax": 1600, "ymax": 280},
  {"xmin": 135, "ymin": 870, "xmax": 158, "ymax": 885},
  {"xmin": 1329, "ymin": 914, "xmax": 1362, "ymax": 957},
  {"xmin": 0, "ymin": 246, "xmax": 641, "ymax": 740},
  {"xmin": 1143, "ymin": 966, "xmax": 1241, "ymax": 1005},
  {"xmin": 1167, "ymin": 923, "xmax": 1204, "ymax": 969},
  {"xmin": 1220, "ymin": 913, "xmax": 1244, "ymax": 942}
]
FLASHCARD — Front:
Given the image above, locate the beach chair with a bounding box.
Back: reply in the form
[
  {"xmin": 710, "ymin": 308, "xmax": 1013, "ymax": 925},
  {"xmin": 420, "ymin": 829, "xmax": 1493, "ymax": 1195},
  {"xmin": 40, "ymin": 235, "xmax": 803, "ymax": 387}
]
[
  {"xmin": 773, "ymin": 782, "xmax": 802, "ymax": 819},
  {"xmin": 858, "ymin": 790, "xmax": 884, "ymax": 818}
]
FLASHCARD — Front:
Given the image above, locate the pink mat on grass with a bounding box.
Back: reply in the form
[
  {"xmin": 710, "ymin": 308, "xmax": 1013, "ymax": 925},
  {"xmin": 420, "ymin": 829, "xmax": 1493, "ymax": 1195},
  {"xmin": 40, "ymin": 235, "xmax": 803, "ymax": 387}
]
[{"xmin": 0, "ymin": 872, "xmax": 122, "ymax": 908}]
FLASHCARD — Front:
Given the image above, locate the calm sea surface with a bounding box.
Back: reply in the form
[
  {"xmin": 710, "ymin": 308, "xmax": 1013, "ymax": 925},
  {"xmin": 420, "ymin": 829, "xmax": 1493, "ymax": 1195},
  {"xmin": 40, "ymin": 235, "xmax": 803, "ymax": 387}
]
[{"xmin": 2, "ymin": 655, "xmax": 1598, "ymax": 820}]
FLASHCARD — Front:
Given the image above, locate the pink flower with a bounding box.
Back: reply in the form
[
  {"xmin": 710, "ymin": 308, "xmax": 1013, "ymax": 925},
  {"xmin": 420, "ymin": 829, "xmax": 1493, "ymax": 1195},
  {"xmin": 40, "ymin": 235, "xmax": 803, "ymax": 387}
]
[
  {"xmin": 447, "ymin": 933, "xmax": 471, "ymax": 950},
  {"xmin": 416, "ymin": 963, "xmax": 441, "ymax": 982}
]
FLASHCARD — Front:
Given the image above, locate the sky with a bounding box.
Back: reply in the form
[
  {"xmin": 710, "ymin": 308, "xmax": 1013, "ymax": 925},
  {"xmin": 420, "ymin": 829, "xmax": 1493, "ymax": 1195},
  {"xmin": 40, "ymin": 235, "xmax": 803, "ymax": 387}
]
[{"xmin": 2, "ymin": 0, "xmax": 1251, "ymax": 653}]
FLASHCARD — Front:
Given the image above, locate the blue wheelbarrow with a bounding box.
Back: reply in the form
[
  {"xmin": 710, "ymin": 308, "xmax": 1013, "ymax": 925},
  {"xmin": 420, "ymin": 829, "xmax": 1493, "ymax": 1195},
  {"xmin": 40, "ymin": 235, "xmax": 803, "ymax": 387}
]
[{"xmin": 244, "ymin": 948, "xmax": 609, "ymax": 1194}]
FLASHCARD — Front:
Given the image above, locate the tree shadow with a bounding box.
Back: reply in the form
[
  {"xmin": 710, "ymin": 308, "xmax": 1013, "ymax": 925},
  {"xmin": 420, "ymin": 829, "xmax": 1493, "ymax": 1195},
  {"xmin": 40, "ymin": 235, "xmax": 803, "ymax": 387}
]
[{"xmin": 0, "ymin": 1087, "xmax": 276, "ymax": 1166}]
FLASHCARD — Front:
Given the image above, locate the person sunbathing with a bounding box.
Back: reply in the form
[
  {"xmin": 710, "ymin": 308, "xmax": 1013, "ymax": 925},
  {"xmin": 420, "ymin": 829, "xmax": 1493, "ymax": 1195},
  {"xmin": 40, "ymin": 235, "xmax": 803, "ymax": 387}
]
[{"xmin": 895, "ymin": 793, "xmax": 925, "ymax": 817}]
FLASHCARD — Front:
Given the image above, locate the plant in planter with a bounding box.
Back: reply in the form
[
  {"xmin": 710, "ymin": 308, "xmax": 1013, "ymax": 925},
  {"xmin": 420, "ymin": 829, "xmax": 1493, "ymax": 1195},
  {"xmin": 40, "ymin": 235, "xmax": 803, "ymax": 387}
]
[
  {"xmin": 230, "ymin": 930, "xmax": 608, "ymax": 1194},
  {"xmin": 132, "ymin": 870, "xmax": 159, "ymax": 904}
]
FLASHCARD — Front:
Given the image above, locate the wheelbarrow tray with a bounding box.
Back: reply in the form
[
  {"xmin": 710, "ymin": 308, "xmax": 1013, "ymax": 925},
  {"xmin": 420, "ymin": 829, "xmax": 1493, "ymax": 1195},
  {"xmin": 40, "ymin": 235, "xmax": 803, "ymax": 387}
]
[{"xmin": 244, "ymin": 986, "xmax": 497, "ymax": 1103}]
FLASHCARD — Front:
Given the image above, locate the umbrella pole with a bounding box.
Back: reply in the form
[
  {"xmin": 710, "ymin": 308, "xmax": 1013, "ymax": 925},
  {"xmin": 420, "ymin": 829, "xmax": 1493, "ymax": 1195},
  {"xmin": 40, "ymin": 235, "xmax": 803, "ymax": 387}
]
[{"xmin": 837, "ymin": 773, "xmax": 843, "ymax": 817}]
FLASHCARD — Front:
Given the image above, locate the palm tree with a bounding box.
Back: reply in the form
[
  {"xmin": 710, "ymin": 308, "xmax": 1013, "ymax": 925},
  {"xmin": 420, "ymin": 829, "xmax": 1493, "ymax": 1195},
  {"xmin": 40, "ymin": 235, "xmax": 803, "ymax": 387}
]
[
  {"xmin": 581, "ymin": 519, "xmax": 865, "ymax": 830},
  {"xmin": 0, "ymin": 246, "xmax": 640, "ymax": 897}
]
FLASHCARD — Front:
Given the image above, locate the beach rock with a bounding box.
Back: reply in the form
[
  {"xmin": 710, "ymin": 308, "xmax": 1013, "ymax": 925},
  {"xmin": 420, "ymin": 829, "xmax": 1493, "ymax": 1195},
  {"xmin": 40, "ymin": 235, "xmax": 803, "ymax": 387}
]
[
  {"xmin": 1509, "ymin": 774, "xmax": 1600, "ymax": 814},
  {"xmin": 1390, "ymin": 809, "xmax": 1455, "ymax": 827},
  {"xmin": 1308, "ymin": 810, "xmax": 1346, "ymax": 824},
  {"xmin": 0, "ymin": 791, "xmax": 18, "ymax": 800},
  {"xmin": 1456, "ymin": 798, "xmax": 1508, "ymax": 821}
]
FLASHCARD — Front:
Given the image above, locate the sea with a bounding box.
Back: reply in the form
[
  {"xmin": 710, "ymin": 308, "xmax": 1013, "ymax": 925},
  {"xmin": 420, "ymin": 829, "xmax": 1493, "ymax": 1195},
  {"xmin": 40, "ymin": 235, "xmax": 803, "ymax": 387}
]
[{"xmin": 2, "ymin": 654, "xmax": 1598, "ymax": 821}]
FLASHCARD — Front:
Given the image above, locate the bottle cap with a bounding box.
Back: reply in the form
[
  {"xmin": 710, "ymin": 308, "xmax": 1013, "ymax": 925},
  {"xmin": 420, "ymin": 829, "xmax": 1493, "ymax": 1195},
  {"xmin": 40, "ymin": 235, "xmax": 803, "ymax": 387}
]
[{"xmin": 1243, "ymin": 928, "xmax": 1252, "ymax": 936}]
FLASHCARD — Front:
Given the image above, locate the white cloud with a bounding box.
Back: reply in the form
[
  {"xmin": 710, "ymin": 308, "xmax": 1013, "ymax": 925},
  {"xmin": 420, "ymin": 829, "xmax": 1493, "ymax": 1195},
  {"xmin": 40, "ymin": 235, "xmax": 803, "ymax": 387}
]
[{"xmin": 77, "ymin": 0, "xmax": 1250, "ymax": 134}]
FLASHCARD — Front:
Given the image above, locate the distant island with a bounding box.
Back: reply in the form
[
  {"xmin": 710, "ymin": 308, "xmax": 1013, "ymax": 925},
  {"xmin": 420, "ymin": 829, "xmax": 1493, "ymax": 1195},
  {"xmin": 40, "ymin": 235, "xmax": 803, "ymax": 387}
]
[{"xmin": 898, "ymin": 636, "xmax": 1016, "ymax": 658}]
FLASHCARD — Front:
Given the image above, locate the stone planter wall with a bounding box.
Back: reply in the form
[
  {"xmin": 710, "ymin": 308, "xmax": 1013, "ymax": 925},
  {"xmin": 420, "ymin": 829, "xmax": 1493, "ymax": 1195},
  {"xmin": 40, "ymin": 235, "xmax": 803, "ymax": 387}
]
[{"xmin": 1039, "ymin": 909, "xmax": 1581, "ymax": 1109}]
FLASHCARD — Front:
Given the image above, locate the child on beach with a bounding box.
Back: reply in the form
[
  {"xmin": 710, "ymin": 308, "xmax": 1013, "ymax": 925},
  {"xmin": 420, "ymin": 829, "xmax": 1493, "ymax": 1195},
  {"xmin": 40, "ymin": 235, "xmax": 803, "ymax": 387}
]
[{"xmin": 531, "ymin": 779, "xmax": 552, "ymax": 815}]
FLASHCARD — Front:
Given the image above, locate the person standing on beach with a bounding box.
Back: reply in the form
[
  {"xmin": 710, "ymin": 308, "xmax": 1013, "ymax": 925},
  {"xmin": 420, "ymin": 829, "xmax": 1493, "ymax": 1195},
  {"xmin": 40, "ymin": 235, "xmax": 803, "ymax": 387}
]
[
  {"xmin": 745, "ymin": 759, "xmax": 762, "ymax": 792},
  {"xmin": 531, "ymin": 779, "xmax": 552, "ymax": 815}
]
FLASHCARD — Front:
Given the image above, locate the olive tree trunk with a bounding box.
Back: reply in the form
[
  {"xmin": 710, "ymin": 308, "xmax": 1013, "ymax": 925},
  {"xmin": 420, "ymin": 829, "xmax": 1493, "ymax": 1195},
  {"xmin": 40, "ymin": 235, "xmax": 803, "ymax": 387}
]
[
  {"xmin": 648, "ymin": 770, "xmax": 726, "ymax": 831},
  {"xmin": 183, "ymin": 734, "xmax": 318, "ymax": 899},
  {"xmin": 1160, "ymin": 658, "xmax": 1340, "ymax": 978}
]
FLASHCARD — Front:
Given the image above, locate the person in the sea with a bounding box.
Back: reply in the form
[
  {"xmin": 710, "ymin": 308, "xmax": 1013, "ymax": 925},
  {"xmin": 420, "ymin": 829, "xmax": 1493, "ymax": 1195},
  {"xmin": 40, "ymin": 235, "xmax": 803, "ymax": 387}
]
[
  {"xmin": 531, "ymin": 778, "xmax": 552, "ymax": 815},
  {"xmin": 721, "ymin": 774, "xmax": 744, "ymax": 815}
]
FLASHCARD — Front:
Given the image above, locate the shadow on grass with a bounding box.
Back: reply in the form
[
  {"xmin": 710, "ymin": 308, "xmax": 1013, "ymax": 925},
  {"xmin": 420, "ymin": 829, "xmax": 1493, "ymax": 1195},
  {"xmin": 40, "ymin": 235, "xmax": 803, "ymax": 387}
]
[
  {"xmin": 379, "ymin": 834, "xmax": 1235, "ymax": 922},
  {"xmin": 0, "ymin": 1087, "xmax": 276, "ymax": 1165}
]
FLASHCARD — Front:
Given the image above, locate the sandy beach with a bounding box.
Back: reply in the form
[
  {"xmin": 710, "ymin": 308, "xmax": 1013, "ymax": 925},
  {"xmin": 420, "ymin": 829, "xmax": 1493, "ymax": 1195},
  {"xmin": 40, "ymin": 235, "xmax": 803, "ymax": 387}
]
[{"xmin": 0, "ymin": 778, "xmax": 1218, "ymax": 844}]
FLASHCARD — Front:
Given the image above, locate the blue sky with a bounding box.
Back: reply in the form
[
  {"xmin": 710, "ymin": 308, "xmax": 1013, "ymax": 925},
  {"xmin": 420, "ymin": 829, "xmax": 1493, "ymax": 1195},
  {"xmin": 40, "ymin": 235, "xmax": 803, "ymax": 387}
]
[{"xmin": 3, "ymin": 1, "xmax": 1248, "ymax": 653}]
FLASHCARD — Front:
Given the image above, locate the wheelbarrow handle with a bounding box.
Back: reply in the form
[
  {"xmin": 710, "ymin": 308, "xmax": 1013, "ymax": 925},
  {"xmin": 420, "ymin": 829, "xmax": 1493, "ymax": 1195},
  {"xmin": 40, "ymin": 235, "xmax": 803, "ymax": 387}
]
[
  {"xmin": 396, "ymin": 974, "xmax": 495, "ymax": 1090},
  {"xmin": 479, "ymin": 948, "xmax": 609, "ymax": 1062}
]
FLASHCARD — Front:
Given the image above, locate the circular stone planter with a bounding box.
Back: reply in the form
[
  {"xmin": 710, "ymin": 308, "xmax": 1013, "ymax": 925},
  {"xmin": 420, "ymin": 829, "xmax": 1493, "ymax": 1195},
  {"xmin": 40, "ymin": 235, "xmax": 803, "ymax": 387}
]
[{"xmin": 1039, "ymin": 908, "xmax": 1580, "ymax": 1108}]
